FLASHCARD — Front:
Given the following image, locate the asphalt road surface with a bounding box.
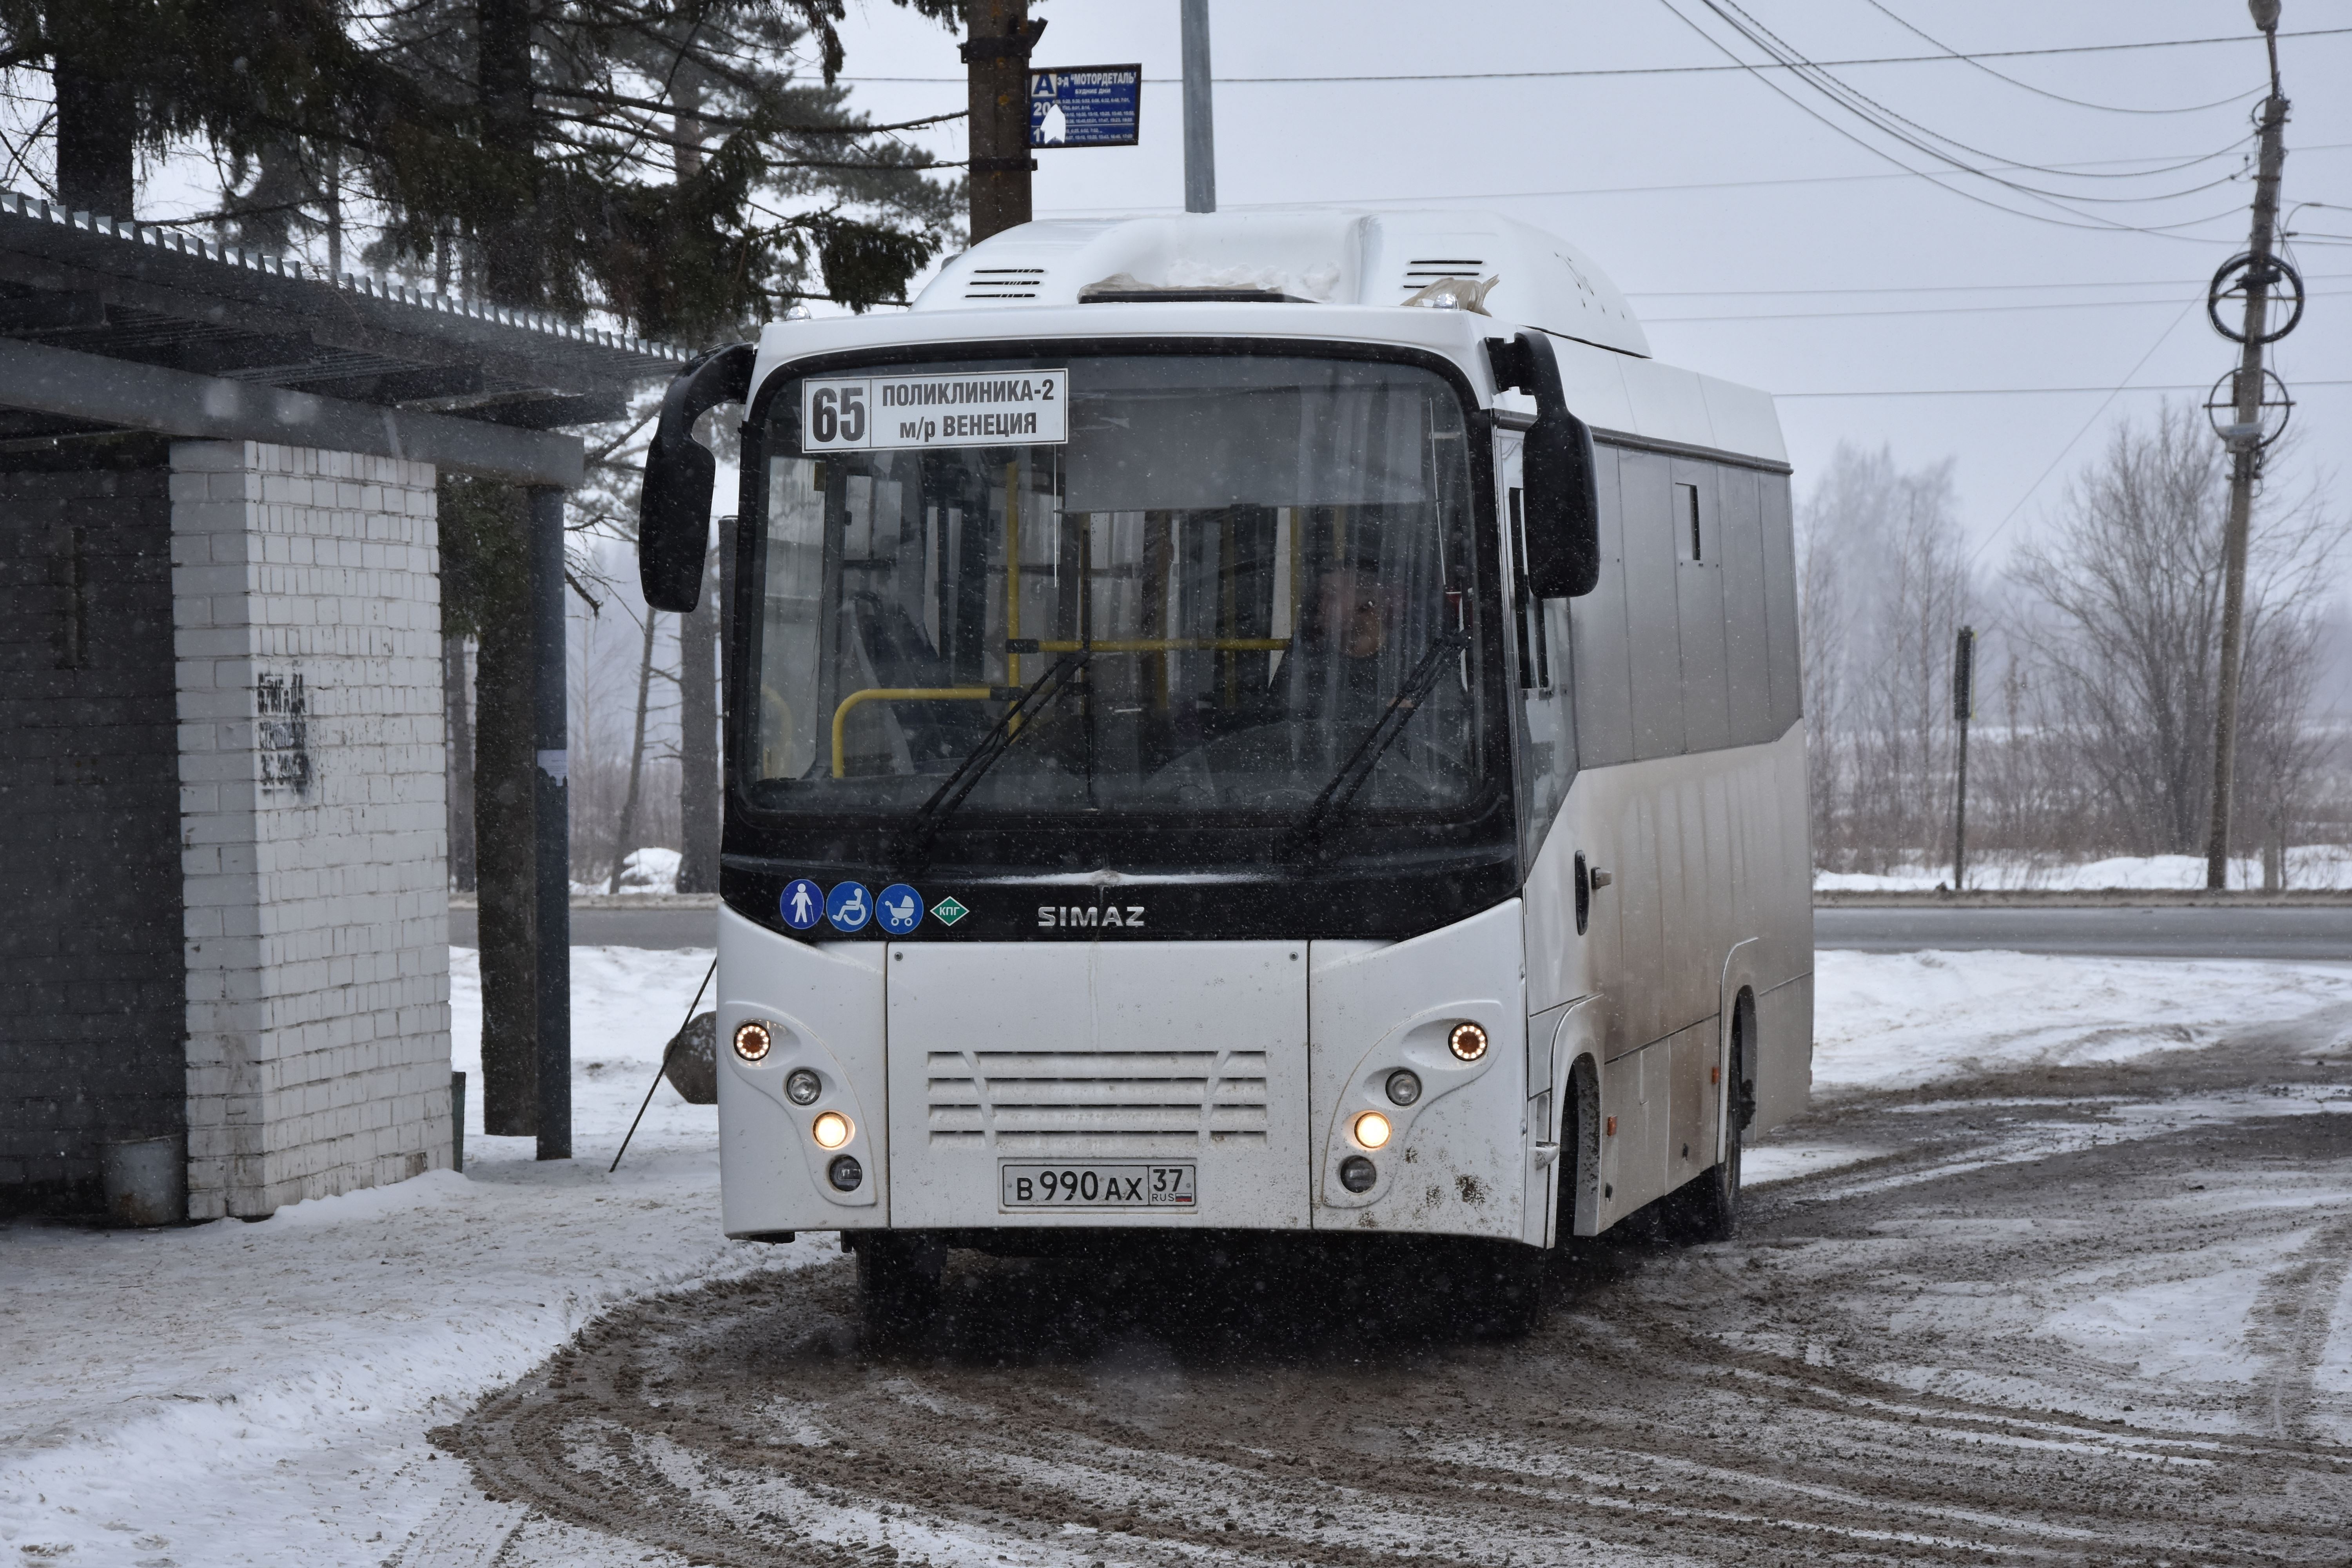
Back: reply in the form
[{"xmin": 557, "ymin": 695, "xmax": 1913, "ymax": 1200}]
[
  {"xmin": 441, "ymin": 999, "xmax": 2352, "ymax": 1566},
  {"xmin": 449, "ymin": 902, "xmax": 2352, "ymax": 960},
  {"xmin": 1813, "ymin": 902, "xmax": 2352, "ymax": 960},
  {"xmin": 449, "ymin": 904, "xmax": 717, "ymax": 950}
]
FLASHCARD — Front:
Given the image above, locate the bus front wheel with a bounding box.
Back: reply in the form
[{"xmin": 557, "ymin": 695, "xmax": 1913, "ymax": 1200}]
[{"xmin": 855, "ymin": 1232, "xmax": 944, "ymax": 1345}]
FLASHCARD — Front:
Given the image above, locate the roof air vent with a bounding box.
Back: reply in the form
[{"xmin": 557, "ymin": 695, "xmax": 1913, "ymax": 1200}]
[
  {"xmin": 1401, "ymin": 258, "xmax": 1487, "ymax": 295},
  {"xmin": 965, "ymin": 267, "xmax": 1045, "ymax": 301}
]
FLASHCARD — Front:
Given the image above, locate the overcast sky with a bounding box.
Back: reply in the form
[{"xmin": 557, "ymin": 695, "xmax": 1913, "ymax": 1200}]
[{"xmin": 818, "ymin": 0, "xmax": 2352, "ymax": 617}]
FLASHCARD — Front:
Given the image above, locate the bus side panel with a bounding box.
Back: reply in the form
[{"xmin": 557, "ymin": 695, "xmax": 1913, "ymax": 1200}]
[
  {"xmin": 717, "ymin": 907, "xmax": 892, "ymax": 1235},
  {"xmin": 1308, "ymin": 902, "xmax": 1526, "ymax": 1241},
  {"xmin": 1524, "ymin": 724, "xmax": 1814, "ymax": 1225}
]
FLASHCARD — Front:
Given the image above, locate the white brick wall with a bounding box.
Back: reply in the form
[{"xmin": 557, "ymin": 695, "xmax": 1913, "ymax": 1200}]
[{"xmin": 172, "ymin": 441, "xmax": 452, "ymax": 1220}]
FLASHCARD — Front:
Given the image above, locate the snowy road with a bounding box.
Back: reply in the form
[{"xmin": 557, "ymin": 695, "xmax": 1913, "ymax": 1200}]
[{"xmin": 3, "ymin": 948, "xmax": 2349, "ymax": 1566}]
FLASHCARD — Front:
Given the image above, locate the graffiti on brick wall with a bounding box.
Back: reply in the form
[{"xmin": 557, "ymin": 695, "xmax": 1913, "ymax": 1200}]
[{"xmin": 256, "ymin": 672, "xmax": 313, "ymax": 796}]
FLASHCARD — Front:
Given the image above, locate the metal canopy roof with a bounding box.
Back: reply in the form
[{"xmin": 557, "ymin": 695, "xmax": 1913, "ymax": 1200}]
[{"xmin": 0, "ymin": 191, "xmax": 686, "ymax": 447}]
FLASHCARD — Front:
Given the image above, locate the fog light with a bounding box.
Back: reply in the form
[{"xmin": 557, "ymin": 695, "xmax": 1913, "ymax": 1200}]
[
  {"xmin": 733, "ymin": 1020, "xmax": 772, "ymax": 1062},
  {"xmin": 785, "ymin": 1067, "xmax": 822, "ymax": 1105},
  {"xmin": 828, "ymin": 1154, "xmax": 864, "ymax": 1191},
  {"xmin": 1385, "ymin": 1068, "xmax": 1421, "ymax": 1106},
  {"xmin": 1339, "ymin": 1155, "xmax": 1377, "ymax": 1193},
  {"xmin": 1448, "ymin": 1021, "xmax": 1488, "ymax": 1062},
  {"xmin": 1353, "ymin": 1110, "xmax": 1392, "ymax": 1150},
  {"xmin": 811, "ymin": 1110, "xmax": 853, "ymax": 1149}
]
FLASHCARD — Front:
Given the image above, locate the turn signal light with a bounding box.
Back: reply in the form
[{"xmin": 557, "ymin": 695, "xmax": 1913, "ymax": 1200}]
[
  {"xmin": 811, "ymin": 1110, "xmax": 853, "ymax": 1149},
  {"xmin": 1353, "ymin": 1110, "xmax": 1392, "ymax": 1150},
  {"xmin": 1448, "ymin": 1021, "xmax": 1489, "ymax": 1062},
  {"xmin": 733, "ymin": 1020, "xmax": 772, "ymax": 1062}
]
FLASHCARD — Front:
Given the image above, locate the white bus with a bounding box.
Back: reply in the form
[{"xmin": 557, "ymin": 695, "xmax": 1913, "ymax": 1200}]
[{"xmin": 638, "ymin": 209, "xmax": 1813, "ymax": 1336}]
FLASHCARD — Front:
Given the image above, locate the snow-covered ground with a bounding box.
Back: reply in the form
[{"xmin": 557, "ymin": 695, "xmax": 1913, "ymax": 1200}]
[
  {"xmin": 1814, "ymin": 846, "xmax": 2352, "ymax": 893},
  {"xmin": 0, "ymin": 946, "xmax": 830, "ymax": 1567},
  {"xmin": 5, "ymin": 942, "xmax": 2350, "ymax": 1565}
]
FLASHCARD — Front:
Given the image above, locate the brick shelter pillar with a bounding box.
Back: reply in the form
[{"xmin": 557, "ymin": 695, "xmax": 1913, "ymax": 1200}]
[{"xmin": 172, "ymin": 441, "xmax": 453, "ymax": 1220}]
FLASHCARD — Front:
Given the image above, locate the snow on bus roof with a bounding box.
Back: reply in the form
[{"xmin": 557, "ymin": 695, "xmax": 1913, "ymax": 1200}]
[{"xmin": 913, "ymin": 209, "xmax": 1652, "ymax": 360}]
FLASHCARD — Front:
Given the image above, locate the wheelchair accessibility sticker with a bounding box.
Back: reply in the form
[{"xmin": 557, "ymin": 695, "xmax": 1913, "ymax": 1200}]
[{"xmin": 824, "ymin": 881, "xmax": 872, "ymax": 932}]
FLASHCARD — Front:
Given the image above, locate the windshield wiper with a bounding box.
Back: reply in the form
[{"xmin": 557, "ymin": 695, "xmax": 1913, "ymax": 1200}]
[
  {"xmin": 1285, "ymin": 629, "xmax": 1470, "ymax": 862},
  {"xmin": 901, "ymin": 650, "xmax": 1092, "ymax": 866}
]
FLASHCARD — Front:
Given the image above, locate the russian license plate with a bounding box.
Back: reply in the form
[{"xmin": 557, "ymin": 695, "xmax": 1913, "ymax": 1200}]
[{"xmin": 999, "ymin": 1162, "xmax": 1196, "ymax": 1209}]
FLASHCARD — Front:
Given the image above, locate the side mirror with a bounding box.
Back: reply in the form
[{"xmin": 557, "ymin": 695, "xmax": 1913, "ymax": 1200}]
[
  {"xmin": 639, "ymin": 343, "xmax": 756, "ymax": 613},
  {"xmin": 1487, "ymin": 332, "xmax": 1601, "ymax": 599}
]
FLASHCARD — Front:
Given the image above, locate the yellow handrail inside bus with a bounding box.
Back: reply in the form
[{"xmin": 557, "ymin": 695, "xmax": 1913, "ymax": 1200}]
[
  {"xmin": 831, "ymin": 688, "xmax": 996, "ymax": 777},
  {"xmin": 1027, "ymin": 638, "xmax": 1291, "ymax": 653}
]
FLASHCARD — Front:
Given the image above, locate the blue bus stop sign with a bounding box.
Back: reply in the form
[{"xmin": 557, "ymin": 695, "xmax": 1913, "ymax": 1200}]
[{"xmin": 1030, "ymin": 65, "xmax": 1143, "ymax": 149}]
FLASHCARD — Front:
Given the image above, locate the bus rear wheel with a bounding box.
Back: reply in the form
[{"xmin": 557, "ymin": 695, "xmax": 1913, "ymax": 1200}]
[
  {"xmin": 1666, "ymin": 994, "xmax": 1754, "ymax": 1244},
  {"xmin": 855, "ymin": 1232, "xmax": 944, "ymax": 1346}
]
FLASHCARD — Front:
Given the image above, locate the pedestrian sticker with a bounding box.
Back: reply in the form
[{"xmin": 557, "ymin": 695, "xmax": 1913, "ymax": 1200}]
[
  {"xmin": 877, "ymin": 883, "xmax": 925, "ymax": 935},
  {"xmin": 931, "ymin": 894, "xmax": 969, "ymax": 927},
  {"xmin": 825, "ymin": 881, "xmax": 872, "ymax": 933},
  {"xmin": 780, "ymin": 878, "xmax": 823, "ymax": 931}
]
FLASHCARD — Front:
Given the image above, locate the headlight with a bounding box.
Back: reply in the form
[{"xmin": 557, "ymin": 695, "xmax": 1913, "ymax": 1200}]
[
  {"xmin": 1385, "ymin": 1069, "xmax": 1422, "ymax": 1106},
  {"xmin": 1352, "ymin": 1110, "xmax": 1392, "ymax": 1149},
  {"xmin": 811, "ymin": 1111, "xmax": 853, "ymax": 1149},
  {"xmin": 785, "ymin": 1067, "xmax": 822, "ymax": 1105},
  {"xmin": 733, "ymin": 1020, "xmax": 772, "ymax": 1062},
  {"xmin": 1448, "ymin": 1021, "xmax": 1488, "ymax": 1062}
]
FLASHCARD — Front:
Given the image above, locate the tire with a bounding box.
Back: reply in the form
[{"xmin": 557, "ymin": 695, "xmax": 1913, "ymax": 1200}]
[
  {"xmin": 1666, "ymin": 993, "xmax": 1755, "ymax": 1245},
  {"xmin": 855, "ymin": 1232, "xmax": 945, "ymax": 1346}
]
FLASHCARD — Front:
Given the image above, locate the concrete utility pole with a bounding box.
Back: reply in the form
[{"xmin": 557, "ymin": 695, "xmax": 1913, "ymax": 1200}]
[
  {"xmin": 2203, "ymin": 0, "xmax": 2292, "ymax": 891},
  {"xmin": 965, "ymin": 0, "xmax": 1045, "ymax": 243},
  {"xmin": 1182, "ymin": 0, "xmax": 1217, "ymax": 212}
]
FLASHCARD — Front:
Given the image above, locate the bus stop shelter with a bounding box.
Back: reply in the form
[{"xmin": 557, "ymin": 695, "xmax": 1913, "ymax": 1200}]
[{"xmin": 0, "ymin": 192, "xmax": 679, "ymax": 1220}]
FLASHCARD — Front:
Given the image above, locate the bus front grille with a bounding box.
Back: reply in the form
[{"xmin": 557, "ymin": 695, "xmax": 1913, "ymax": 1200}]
[{"xmin": 926, "ymin": 1049, "xmax": 1269, "ymax": 1151}]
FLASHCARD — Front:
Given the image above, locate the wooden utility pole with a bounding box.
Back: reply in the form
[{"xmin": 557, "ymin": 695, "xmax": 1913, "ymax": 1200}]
[
  {"xmin": 2203, "ymin": 2, "xmax": 2292, "ymax": 891},
  {"xmin": 964, "ymin": 0, "xmax": 1045, "ymax": 243},
  {"xmin": 1951, "ymin": 626, "xmax": 1975, "ymax": 892}
]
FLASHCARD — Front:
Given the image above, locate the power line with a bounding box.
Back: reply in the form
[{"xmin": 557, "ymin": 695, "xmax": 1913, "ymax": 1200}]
[
  {"xmin": 1958, "ymin": 300, "xmax": 2201, "ymax": 568},
  {"xmin": 1630, "ymin": 269, "xmax": 2352, "ymax": 298},
  {"xmin": 1779, "ymin": 379, "xmax": 2352, "ymax": 399},
  {"xmin": 835, "ymin": 26, "xmax": 2352, "ymax": 85},
  {"xmin": 1029, "ymin": 140, "xmax": 2352, "ymax": 223},
  {"xmin": 1649, "ymin": 288, "xmax": 2351, "ymax": 324},
  {"xmin": 1686, "ymin": 0, "xmax": 2245, "ymax": 206},
  {"xmin": 1858, "ymin": 0, "xmax": 2265, "ymax": 117},
  {"xmin": 1651, "ymin": 0, "xmax": 2259, "ymax": 242}
]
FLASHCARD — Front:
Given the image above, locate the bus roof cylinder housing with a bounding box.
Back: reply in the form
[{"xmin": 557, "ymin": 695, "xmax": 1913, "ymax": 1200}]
[
  {"xmin": 638, "ymin": 342, "xmax": 755, "ymax": 613},
  {"xmin": 1488, "ymin": 332, "xmax": 1601, "ymax": 598}
]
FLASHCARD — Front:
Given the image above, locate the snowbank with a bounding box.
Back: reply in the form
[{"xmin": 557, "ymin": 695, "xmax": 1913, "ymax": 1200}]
[
  {"xmin": 1811, "ymin": 947, "xmax": 2352, "ymax": 1094},
  {"xmin": 1814, "ymin": 846, "xmax": 2352, "ymax": 893},
  {"xmin": 568, "ymin": 846, "xmax": 683, "ymax": 896}
]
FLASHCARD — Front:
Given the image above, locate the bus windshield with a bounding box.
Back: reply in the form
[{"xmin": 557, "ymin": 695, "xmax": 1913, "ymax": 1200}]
[{"xmin": 747, "ymin": 352, "xmax": 1488, "ymax": 824}]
